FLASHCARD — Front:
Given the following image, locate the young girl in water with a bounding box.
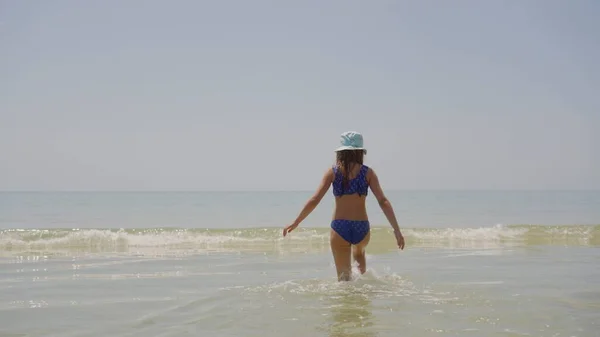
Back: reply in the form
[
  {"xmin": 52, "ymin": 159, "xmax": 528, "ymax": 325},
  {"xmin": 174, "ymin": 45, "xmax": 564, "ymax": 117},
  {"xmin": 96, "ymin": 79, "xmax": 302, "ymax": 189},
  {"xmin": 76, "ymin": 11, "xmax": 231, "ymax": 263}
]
[{"xmin": 283, "ymin": 131, "xmax": 405, "ymax": 281}]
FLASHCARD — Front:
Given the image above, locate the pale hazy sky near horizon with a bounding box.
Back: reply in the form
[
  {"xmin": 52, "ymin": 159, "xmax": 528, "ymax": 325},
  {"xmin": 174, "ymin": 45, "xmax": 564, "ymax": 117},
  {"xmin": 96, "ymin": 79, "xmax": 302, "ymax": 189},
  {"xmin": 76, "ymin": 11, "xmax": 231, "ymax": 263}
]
[{"xmin": 1, "ymin": 0, "xmax": 599, "ymax": 191}]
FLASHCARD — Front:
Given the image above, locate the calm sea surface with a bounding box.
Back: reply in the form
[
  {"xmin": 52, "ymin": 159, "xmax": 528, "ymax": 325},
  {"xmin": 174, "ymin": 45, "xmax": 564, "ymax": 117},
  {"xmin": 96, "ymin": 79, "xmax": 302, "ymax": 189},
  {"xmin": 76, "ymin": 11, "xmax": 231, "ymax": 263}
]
[{"xmin": 1, "ymin": 191, "xmax": 599, "ymax": 336}]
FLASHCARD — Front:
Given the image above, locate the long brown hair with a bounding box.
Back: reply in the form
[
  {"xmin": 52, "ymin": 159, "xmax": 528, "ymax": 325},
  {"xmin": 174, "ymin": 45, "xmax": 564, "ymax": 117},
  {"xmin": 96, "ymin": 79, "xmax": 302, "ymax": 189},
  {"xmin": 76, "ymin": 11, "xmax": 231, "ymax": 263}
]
[{"xmin": 335, "ymin": 149, "xmax": 365, "ymax": 190}]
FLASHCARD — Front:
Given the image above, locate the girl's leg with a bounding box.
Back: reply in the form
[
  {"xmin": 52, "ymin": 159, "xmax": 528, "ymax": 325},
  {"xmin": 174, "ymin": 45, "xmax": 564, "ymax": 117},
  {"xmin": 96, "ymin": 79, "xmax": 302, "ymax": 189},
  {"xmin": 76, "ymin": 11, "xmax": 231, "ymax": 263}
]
[
  {"xmin": 352, "ymin": 231, "xmax": 371, "ymax": 274},
  {"xmin": 330, "ymin": 228, "xmax": 352, "ymax": 281}
]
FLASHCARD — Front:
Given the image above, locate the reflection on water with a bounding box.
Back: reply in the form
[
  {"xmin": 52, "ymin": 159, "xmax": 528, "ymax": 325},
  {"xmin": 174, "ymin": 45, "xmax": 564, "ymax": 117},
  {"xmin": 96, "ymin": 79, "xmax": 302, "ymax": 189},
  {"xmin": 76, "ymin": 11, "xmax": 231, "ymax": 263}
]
[{"xmin": 326, "ymin": 290, "xmax": 378, "ymax": 337}]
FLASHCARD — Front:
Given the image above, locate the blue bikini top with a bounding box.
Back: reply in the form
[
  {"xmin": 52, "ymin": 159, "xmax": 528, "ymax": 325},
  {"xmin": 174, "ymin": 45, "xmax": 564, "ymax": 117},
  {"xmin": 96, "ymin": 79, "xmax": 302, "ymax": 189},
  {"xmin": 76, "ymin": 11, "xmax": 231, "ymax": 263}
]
[{"xmin": 332, "ymin": 165, "xmax": 369, "ymax": 197}]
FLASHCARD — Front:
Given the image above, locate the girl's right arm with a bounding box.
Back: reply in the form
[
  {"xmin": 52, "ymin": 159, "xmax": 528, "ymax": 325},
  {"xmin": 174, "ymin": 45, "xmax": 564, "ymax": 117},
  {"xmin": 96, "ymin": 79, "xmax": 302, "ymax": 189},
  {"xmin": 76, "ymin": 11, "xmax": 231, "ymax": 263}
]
[{"xmin": 367, "ymin": 168, "xmax": 405, "ymax": 250}]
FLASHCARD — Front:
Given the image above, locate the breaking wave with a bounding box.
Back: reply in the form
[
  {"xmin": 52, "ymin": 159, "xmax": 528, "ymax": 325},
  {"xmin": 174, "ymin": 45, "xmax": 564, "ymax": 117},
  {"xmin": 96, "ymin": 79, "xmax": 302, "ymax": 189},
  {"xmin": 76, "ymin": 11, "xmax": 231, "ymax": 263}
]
[{"xmin": 0, "ymin": 225, "xmax": 597, "ymax": 256}]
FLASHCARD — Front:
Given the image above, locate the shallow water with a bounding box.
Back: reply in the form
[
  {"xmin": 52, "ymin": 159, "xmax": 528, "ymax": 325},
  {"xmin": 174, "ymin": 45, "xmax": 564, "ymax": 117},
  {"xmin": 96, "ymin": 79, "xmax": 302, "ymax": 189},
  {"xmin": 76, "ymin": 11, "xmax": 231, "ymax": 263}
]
[
  {"xmin": 1, "ymin": 226, "xmax": 599, "ymax": 336},
  {"xmin": 1, "ymin": 191, "xmax": 599, "ymax": 336}
]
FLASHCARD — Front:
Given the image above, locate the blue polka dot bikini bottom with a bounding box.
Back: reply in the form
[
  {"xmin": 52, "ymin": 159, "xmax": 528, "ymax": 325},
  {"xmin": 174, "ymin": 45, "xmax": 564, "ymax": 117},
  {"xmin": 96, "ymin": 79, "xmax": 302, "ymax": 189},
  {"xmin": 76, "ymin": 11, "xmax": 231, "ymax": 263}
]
[{"xmin": 330, "ymin": 219, "xmax": 370, "ymax": 245}]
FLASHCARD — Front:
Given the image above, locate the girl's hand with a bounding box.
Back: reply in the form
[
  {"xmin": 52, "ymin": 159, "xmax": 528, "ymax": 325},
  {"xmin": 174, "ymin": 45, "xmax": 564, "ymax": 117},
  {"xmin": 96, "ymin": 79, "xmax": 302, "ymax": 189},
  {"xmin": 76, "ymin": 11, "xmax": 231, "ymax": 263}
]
[
  {"xmin": 283, "ymin": 223, "xmax": 298, "ymax": 237},
  {"xmin": 395, "ymin": 230, "xmax": 405, "ymax": 250}
]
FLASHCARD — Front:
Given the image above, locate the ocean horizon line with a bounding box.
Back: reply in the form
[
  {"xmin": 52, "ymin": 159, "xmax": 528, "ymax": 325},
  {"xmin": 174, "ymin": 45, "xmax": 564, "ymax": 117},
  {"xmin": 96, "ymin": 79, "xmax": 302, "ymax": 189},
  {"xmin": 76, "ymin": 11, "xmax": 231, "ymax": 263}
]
[{"xmin": 1, "ymin": 188, "xmax": 599, "ymax": 193}]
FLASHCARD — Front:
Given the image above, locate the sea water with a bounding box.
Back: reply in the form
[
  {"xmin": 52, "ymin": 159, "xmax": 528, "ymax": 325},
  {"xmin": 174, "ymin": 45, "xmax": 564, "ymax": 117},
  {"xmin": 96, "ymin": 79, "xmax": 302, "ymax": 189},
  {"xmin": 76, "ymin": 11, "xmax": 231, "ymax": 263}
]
[{"xmin": 1, "ymin": 191, "xmax": 599, "ymax": 336}]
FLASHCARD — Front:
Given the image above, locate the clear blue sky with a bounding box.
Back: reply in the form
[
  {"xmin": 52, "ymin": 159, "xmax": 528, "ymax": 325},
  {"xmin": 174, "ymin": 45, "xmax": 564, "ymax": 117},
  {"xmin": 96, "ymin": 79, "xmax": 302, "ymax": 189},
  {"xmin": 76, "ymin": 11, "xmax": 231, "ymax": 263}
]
[{"xmin": 1, "ymin": 0, "xmax": 598, "ymax": 191}]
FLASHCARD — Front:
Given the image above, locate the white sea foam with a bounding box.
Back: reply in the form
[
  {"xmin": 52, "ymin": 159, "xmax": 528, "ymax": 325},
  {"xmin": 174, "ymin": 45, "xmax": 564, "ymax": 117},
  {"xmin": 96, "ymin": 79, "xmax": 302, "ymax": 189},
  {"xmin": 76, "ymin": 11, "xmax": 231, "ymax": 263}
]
[{"xmin": 0, "ymin": 225, "xmax": 596, "ymax": 256}]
